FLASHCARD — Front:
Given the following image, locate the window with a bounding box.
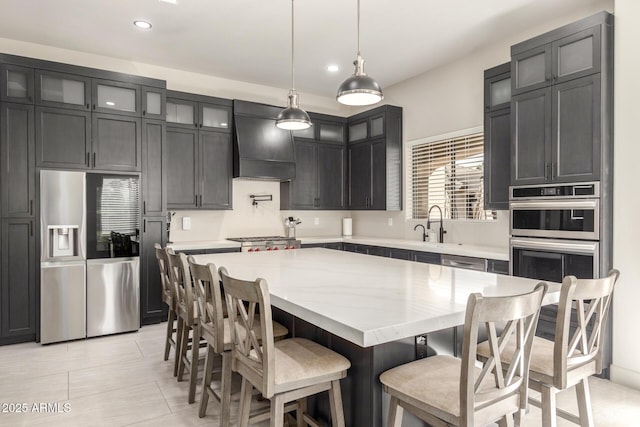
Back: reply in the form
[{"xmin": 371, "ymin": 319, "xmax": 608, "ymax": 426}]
[
  {"xmin": 410, "ymin": 131, "xmax": 495, "ymax": 221},
  {"xmin": 97, "ymin": 177, "xmax": 140, "ymax": 236}
]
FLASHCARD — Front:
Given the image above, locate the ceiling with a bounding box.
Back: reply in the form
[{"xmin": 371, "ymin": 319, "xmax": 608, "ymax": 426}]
[{"xmin": 0, "ymin": 0, "xmax": 608, "ymax": 98}]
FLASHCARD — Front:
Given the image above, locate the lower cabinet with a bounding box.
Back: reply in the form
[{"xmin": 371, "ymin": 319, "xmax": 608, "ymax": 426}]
[
  {"xmin": 140, "ymin": 217, "xmax": 167, "ymax": 325},
  {"xmin": 1, "ymin": 217, "xmax": 36, "ymax": 344}
]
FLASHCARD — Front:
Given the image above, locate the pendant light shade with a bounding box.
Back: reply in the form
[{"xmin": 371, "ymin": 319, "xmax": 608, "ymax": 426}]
[
  {"xmin": 337, "ymin": 0, "xmax": 383, "ymax": 106},
  {"xmin": 276, "ymin": 90, "xmax": 311, "ymax": 130},
  {"xmin": 276, "ymin": 0, "xmax": 311, "ymax": 130}
]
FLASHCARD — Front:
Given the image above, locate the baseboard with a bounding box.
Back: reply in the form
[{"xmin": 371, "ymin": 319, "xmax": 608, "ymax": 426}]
[{"xmin": 610, "ymin": 364, "xmax": 640, "ymax": 391}]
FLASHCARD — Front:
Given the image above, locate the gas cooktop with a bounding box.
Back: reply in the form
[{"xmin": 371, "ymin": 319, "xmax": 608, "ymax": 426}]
[{"xmin": 227, "ymin": 236, "xmax": 290, "ymax": 242}]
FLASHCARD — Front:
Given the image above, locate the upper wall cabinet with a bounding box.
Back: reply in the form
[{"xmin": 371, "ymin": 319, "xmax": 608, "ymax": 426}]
[
  {"xmin": 35, "ymin": 70, "xmax": 91, "ymax": 111},
  {"xmin": 92, "ymin": 79, "xmax": 141, "ymax": 117},
  {"xmin": 281, "ymin": 114, "xmax": 347, "ymax": 210},
  {"xmin": 142, "ymin": 86, "xmax": 166, "ymax": 120},
  {"xmin": 1, "ymin": 64, "xmax": 34, "ymax": 104},
  {"xmin": 512, "ymin": 15, "xmax": 605, "ymax": 95},
  {"xmin": 483, "ymin": 63, "xmax": 511, "ymax": 210},
  {"xmin": 166, "ymin": 91, "xmax": 233, "ymax": 210},
  {"xmin": 166, "ymin": 92, "xmax": 231, "ymax": 132},
  {"xmin": 347, "ymin": 105, "xmax": 402, "ymax": 211},
  {"xmin": 510, "ymin": 11, "xmax": 612, "ymax": 186}
]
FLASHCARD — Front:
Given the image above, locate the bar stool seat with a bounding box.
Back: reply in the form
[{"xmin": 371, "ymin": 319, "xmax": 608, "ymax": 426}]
[{"xmin": 272, "ymin": 338, "xmax": 351, "ymax": 391}]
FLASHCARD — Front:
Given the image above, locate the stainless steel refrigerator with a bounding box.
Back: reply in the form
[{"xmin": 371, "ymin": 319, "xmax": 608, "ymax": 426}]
[{"xmin": 40, "ymin": 170, "xmax": 140, "ymax": 344}]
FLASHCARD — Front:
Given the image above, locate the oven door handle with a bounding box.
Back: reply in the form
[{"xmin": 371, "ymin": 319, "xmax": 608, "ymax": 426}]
[
  {"xmin": 509, "ymin": 199, "xmax": 599, "ymax": 210},
  {"xmin": 510, "ymin": 238, "xmax": 599, "ymax": 255}
]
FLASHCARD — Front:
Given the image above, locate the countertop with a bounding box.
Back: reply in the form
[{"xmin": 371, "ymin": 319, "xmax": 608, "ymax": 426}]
[
  {"xmin": 169, "ymin": 235, "xmax": 509, "ymax": 261},
  {"xmin": 192, "ymin": 248, "xmax": 556, "ymax": 347}
]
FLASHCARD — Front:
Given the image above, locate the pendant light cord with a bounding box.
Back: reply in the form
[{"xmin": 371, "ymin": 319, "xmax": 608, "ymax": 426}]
[
  {"xmin": 291, "ymin": 0, "xmax": 295, "ymax": 90},
  {"xmin": 357, "ymin": 0, "xmax": 361, "ymax": 56}
]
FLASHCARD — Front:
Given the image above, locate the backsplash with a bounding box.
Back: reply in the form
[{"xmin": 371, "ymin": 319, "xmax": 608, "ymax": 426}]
[{"xmin": 168, "ymin": 180, "xmax": 347, "ymax": 242}]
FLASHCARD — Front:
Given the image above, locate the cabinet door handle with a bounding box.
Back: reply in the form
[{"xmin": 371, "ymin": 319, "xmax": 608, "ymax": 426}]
[
  {"xmin": 86, "ymin": 103, "xmax": 90, "ymax": 109},
  {"xmin": 552, "ymin": 162, "xmax": 557, "ymax": 178},
  {"xmin": 142, "ymin": 109, "xmax": 146, "ymax": 116},
  {"xmin": 195, "ymin": 195, "xmax": 198, "ymax": 206},
  {"xmin": 86, "ymin": 152, "xmax": 90, "ymax": 166},
  {"xmin": 30, "ymin": 220, "xmax": 33, "ymax": 237},
  {"xmin": 28, "ymin": 95, "xmax": 33, "ymax": 102},
  {"xmin": 143, "ymin": 219, "xmax": 146, "ymax": 233},
  {"xmin": 143, "ymin": 201, "xmax": 146, "ymax": 215},
  {"xmin": 194, "ymin": 123, "xmax": 198, "ymax": 128},
  {"xmin": 199, "ymin": 123, "xmax": 203, "ymax": 128},
  {"xmin": 92, "ymin": 152, "xmax": 96, "ymax": 168},
  {"xmin": 199, "ymin": 195, "xmax": 202, "ymax": 206},
  {"xmin": 92, "ymin": 104, "xmax": 96, "ymax": 110}
]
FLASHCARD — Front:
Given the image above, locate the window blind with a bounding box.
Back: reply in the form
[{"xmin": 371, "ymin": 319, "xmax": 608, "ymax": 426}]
[
  {"xmin": 411, "ymin": 132, "xmax": 495, "ymax": 220},
  {"xmin": 97, "ymin": 177, "xmax": 140, "ymax": 235}
]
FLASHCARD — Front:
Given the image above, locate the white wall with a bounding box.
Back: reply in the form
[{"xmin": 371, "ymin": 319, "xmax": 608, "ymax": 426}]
[
  {"xmin": 351, "ymin": 0, "xmax": 614, "ymax": 249},
  {"xmin": 610, "ymin": 0, "xmax": 640, "ymax": 390}
]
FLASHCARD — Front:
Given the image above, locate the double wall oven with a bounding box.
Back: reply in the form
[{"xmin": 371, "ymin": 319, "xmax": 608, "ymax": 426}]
[{"xmin": 510, "ymin": 182, "xmax": 600, "ymax": 283}]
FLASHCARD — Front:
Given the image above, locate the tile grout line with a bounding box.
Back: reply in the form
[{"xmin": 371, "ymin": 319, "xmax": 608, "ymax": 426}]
[
  {"xmin": 135, "ymin": 340, "xmax": 146, "ymax": 358},
  {"xmin": 154, "ymin": 380, "xmax": 175, "ymax": 414}
]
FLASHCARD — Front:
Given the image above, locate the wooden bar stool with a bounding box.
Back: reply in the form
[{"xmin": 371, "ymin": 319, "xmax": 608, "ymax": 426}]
[
  {"xmin": 166, "ymin": 250, "xmax": 206, "ymax": 404},
  {"xmin": 380, "ymin": 283, "xmax": 547, "ymax": 427},
  {"xmin": 154, "ymin": 244, "xmax": 177, "ymax": 364},
  {"xmin": 219, "ymin": 266, "xmax": 351, "ymax": 427},
  {"xmin": 478, "ymin": 269, "xmax": 619, "ymax": 427},
  {"xmin": 187, "ymin": 257, "xmax": 289, "ymax": 424}
]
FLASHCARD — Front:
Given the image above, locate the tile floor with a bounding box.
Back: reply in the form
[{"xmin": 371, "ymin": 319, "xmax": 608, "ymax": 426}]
[{"xmin": 1, "ymin": 323, "xmax": 639, "ymax": 426}]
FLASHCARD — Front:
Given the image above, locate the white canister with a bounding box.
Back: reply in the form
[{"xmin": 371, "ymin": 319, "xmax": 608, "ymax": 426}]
[{"xmin": 342, "ymin": 218, "xmax": 353, "ymax": 236}]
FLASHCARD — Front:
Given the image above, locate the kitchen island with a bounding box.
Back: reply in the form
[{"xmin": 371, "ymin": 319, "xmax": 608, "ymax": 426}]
[{"xmin": 192, "ymin": 248, "xmax": 558, "ymax": 427}]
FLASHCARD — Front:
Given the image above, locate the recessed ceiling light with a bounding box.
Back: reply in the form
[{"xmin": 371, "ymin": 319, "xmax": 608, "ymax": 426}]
[
  {"xmin": 133, "ymin": 20, "xmax": 152, "ymax": 29},
  {"xmin": 327, "ymin": 64, "xmax": 340, "ymax": 72},
  {"xmin": 158, "ymin": 0, "xmax": 178, "ymax": 4},
  {"xmin": 105, "ymin": 101, "xmax": 115, "ymax": 106}
]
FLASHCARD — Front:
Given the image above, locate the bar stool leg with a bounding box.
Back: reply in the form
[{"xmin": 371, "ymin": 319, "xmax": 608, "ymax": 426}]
[
  {"xmin": 328, "ymin": 379, "xmax": 345, "ymax": 427},
  {"xmin": 220, "ymin": 351, "xmax": 232, "ymax": 427},
  {"xmin": 164, "ymin": 308, "xmax": 175, "ymax": 361},
  {"xmin": 188, "ymin": 324, "xmax": 200, "ymax": 403},
  {"xmin": 173, "ymin": 316, "xmax": 184, "ymax": 377}
]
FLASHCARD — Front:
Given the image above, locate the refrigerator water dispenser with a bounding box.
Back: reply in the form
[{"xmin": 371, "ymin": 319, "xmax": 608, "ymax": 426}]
[{"xmin": 49, "ymin": 225, "xmax": 79, "ymax": 258}]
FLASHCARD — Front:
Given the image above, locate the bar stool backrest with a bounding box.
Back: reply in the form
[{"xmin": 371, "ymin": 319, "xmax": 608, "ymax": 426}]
[{"xmin": 187, "ymin": 257, "xmax": 225, "ymax": 353}]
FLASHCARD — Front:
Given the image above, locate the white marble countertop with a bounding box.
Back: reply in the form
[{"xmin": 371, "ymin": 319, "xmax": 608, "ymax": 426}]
[
  {"xmin": 170, "ymin": 235, "xmax": 509, "ymax": 260},
  {"xmin": 192, "ymin": 248, "xmax": 556, "ymax": 348}
]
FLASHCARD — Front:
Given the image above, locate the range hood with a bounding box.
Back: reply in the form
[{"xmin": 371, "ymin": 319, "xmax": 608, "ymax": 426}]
[{"xmin": 233, "ymin": 100, "xmax": 296, "ymax": 181}]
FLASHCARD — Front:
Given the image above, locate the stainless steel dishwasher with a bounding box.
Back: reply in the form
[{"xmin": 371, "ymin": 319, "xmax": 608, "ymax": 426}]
[
  {"xmin": 86, "ymin": 257, "xmax": 140, "ymax": 337},
  {"xmin": 440, "ymin": 254, "xmax": 487, "ymax": 272}
]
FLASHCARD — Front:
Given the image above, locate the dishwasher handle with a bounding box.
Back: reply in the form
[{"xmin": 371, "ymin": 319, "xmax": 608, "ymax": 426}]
[{"xmin": 441, "ymin": 254, "xmax": 487, "ymax": 272}]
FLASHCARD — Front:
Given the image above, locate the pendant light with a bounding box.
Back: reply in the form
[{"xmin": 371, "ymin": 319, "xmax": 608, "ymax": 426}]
[
  {"xmin": 337, "ymin": 0, "xmax": 383, "ymax": 106},
  {"xmin": 276, "ymin": 0, "xmax": 312, "ymax": 130}
]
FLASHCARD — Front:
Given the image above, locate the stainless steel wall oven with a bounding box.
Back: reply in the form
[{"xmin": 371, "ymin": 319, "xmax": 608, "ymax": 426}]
[{"xmin": 509, "ymin": 182, "xmax": 601, "ymax": 283}]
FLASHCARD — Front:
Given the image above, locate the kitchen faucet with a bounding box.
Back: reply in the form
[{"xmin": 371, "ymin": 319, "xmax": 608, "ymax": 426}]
[
  {"xmin": 427, "ymin": 205, "xmax": 447, "ymax": 243},
  {"xmin": 413, "ymin": 224, "xmax": 427, "ymax": 242}
]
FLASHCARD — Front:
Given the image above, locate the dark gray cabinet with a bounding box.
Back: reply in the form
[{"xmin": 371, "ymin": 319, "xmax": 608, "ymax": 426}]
[
  {"xmin": 552, "ymin": 74, "xmax": 601, "ymax": 182},
  {"xmin": 1, "ymin": 64, "xmax": 34, "ymax": 104},
  {"xmin": 199, "ymin": 130, "xmax": 232, "ymax": 209},
  {"xmin": 349, "ymin": 138, "xmax": 386, "ymax": 210},
  {"xmin": 282, "ymin": 114, "xmax": 347, "ymax": 211},
  {"xmin": 512, "ymin": 22, "xmax": 601, "ymax": 95},
  {"xmin": 1, "ymin": 218, "xmax": 36, "ymax": 343},
  {"xmin": 1, "ymin": 103, "xmax": 35, "ymax": 217},
  {"xmin": 511, "ymin": 87, "xmax": 552, "ymax": 185},
  {"xmin": 512, "ymin": 75, "xmax": 601, "ymax": 185},
  {"xmin": 166, "ymin": 92, "xmax": 231, "ymax": 132},
  {"xmin": 140, "ymin": 216, "xmax": 167, "ymax": 325},
  {"xmin": 484, "ymin": 63, "xmax": 511, "ymax": 210},
  {"xmin": 35, "ymin": 106, "xmax": 91, "ymax": 169},
  {"xmin": 35, "ymin": 70, "xmax": 91, "ymax": 111},
  {"xmin": 142, "ymin": 119, "xmax": 166, "ymax": 217},
  {"xmin": 92, "ymin": 79, "xmax": 140, "ymax": 117},
  {"xmin": 166, "ymin": 91, "xmax": 233, "ymax": 210},
  {"xmin": 142, "ymin": 86, "xmax": 166, "ymax": 120},
  {"xmin": 166, "ymin": 126, "xmax": 198, "ymax": 209},
  {"xmin": 510, "ymin": 12, "xmax": 612, "ymax": 186},
  {"xmin": 166, "ymin": 126, "xmax": 232, "ymax": 210},
  {"xmin": 347, "ymin": 105, "xmax": 402, "ymax": 211},
  {"xmin": 412, "ymin": 251, "xmax": 442, "ymax": 265},
  {"xmin": 281, "ymin": 139, "xmax": 346, "ymax": 210},
  {"xmin": 92, "ymin": 113, "xmax": 141, "ymax": 171}
]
